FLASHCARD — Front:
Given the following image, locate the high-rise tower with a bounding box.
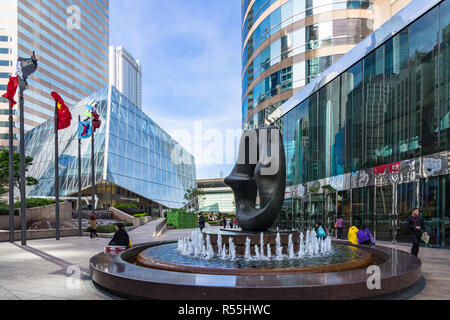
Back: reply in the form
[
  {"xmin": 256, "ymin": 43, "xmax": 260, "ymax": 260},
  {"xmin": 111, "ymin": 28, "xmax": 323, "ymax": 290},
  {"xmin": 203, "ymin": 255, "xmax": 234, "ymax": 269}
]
[
  {"xmin": 0, "ymin": 0, "xmax": 109, "ymax": 149},
  {"xmin": 241, "ymin": 0, "xmax": 413, "ymax": 130}
]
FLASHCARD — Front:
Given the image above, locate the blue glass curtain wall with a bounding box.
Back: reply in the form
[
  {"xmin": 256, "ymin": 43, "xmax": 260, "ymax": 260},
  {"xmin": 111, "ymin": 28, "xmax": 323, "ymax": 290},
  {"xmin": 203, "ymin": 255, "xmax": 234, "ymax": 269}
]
[{"xmin": 273, "ymin": 1, "xmax": 450, "ymax": 247}]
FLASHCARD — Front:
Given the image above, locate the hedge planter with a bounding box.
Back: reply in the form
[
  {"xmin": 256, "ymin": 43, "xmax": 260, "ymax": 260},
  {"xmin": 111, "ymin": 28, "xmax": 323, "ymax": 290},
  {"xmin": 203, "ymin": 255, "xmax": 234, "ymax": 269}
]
[
  {"xmin": 0, "ymin": 202, "xmax": 72, "ymax": 230},
  {"xmin": 166, "ymin": 210, "xmax": 197, "ymax": 229}
]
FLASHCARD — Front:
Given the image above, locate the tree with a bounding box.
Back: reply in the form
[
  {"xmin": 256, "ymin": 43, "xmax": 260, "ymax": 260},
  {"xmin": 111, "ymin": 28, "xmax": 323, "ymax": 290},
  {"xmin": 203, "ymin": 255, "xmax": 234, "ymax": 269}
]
[
  {"xmin": 0, "ymin": 149, "xmax": 38, "ymax": 195},
  {"xmin": 183, "ymin": 188, "xmax": 206, "ymax": 213}
]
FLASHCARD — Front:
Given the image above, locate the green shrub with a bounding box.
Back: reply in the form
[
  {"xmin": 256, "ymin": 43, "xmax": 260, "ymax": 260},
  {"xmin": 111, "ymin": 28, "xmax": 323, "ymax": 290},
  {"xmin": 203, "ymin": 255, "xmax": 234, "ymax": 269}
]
[
  {"xmin": 1, "ymin": 198, "xmax": 65, "ymax": 215},
  {"xmin": 114, "ymin": 203, "xmax": 139, "ymax": 210},
  {"xmin": 133, "ymin": 213, "xmax": 148, "ymax": 218},
  {"xmin": 96, "ymin": 225, "xmax": 116, "ymax": 234},
  {"xmin": 166, "ymin": 209, "xmax": 197, "ymax": 229},
  {"xmin": 96, "ymin": 223, "xmax": 134, "ymax": 233},
  {"xmin": 206, "ymin": 220, "xmax": 219, "ymax": 226},
  {"xmin": 0, "ymin": 204, "xmax": 19, "ymax": 216},
  {"xmin": 14, "ymin": 198, "xmax": 61, "ymax": 209}
]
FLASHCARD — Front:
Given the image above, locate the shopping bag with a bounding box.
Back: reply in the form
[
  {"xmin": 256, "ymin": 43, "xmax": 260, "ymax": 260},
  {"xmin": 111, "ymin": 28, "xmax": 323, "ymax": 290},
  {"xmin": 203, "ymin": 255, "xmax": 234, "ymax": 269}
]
[{"xmin": 421, "ymin": 233, "xmax": 430, "ymax": 244}]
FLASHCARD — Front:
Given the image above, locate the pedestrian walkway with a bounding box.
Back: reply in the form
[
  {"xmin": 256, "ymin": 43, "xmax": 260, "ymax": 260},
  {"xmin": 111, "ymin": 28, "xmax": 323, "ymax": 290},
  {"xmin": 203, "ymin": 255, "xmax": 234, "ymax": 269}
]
[
  {"xmin": 373, "ymin": 241, "xmax": 450, "ymax": 300},
  {"xmin": 0, "ymin": 223, "xmax": 203, "ymax": 300},
  {"xmin": 0, "ymin": 237, "xmax": 113, "ymax": 300},
  {"xmin": 0, "ymin": 225, "xmax": 449, "ymax": 300}
]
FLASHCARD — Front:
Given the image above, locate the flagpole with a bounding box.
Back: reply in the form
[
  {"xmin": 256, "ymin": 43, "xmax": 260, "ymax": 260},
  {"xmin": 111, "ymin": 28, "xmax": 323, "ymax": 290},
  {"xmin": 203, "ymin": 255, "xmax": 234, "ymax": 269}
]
[
  {"xmin": 16, "ymin": 52, "xmax": 38, "ymax": 246},
  {"xmin": 91, "ymin": 127, "xmax": 95, "ymax": 219},
  {"xmin": 78, "ymin": 115, "xmax": 82, "ymax": 236},
  {"xmin": 9, "ymin": 101, "xmax": 14, "ymax": 242},
  {"xmin": 19, "ymin": 86, "xmax": 26, "ymax": 246},
  {"xmin": 54, "ymin": 101, "xmax": 60, "ymax": 241}
]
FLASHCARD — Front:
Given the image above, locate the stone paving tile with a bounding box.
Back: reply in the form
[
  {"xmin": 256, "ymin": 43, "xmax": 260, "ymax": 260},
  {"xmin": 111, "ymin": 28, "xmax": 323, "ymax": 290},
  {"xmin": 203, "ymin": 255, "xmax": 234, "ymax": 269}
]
[
  {"xmin": 0, "ymin": 286, "xmax": 20, "ymax": 300},
  {"xmin": 372, "ymin": 241, "xmax": 450, "ymax": 300},
  {"xmin": 7, "ymin": 289, "xmax": 52, "ymax": 300}
]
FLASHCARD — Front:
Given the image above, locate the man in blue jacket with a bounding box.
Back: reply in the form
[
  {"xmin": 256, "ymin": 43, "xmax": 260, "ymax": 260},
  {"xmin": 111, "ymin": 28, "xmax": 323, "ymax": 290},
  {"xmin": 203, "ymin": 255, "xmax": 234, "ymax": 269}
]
[{"xmin": 406, "ymin": 208, "xmax": 428, "ymax": 256}]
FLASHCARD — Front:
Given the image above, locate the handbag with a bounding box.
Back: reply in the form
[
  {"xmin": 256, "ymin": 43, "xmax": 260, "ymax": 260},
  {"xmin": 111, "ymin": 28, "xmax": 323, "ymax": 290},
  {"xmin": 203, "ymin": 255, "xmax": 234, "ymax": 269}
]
[{"xmin": 421, "ymin": 233, "xmax": 430, "ymax": 244}]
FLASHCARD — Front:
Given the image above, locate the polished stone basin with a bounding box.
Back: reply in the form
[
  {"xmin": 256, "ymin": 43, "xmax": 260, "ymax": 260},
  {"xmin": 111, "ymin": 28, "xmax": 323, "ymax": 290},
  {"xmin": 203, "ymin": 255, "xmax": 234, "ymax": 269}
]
[{"xmin": 89, "ymin": 239, "xmax": 422, "ymax": 300}]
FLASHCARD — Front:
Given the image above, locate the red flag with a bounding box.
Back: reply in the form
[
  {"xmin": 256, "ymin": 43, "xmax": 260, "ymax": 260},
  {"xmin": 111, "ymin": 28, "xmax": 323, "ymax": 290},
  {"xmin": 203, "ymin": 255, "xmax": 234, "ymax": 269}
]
[
  {"xmin": 91, "ymin": 110, "xmax": 101, "ymax": 132},
  {"xmin": 1, "ymin": 76, "xmax": 19, "ymax": 106},
  {"xmin": 51, "ymin": 91, "xmax": 72, "ymax": 130}
]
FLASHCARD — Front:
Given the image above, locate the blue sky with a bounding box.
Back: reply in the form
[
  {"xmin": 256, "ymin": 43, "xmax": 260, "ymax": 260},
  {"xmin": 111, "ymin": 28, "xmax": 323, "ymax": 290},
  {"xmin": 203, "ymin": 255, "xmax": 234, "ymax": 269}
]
[{"xmin": 110, "ymin": 0, "xmax": 242, "ymax": 179}]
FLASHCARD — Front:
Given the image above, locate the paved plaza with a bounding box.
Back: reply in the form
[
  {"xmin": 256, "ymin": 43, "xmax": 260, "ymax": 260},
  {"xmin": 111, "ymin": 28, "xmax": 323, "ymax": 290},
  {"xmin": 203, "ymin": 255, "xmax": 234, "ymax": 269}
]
[{"xmin": 0, "ymin": 223, "xmax": 449, "ymax": 300}]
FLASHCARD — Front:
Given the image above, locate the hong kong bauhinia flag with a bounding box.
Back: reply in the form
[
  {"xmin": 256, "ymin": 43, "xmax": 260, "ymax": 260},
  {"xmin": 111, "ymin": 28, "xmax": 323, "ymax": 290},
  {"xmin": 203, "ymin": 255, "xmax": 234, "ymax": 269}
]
[
  {"xmin": 51, "ymin": 91, "xmax": 72, "ymax": 130},
  {"xmin": 1, "ymin": 76, "xmax": 19, "ymax": 106},
  {"xmin": 78, "ymin": 121, "xmax": 92, "ymax": 140}
]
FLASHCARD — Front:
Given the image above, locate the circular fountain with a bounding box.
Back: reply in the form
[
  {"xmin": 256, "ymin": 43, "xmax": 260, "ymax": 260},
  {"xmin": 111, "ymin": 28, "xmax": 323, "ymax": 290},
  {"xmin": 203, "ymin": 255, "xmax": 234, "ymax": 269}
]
[
  {"xmin": 89, "ymin": 229, "xmax": 422, "ymax": 300},
  {"xmin": 89, "ymin": 127, "xmax": 422, "ymax": 299}
]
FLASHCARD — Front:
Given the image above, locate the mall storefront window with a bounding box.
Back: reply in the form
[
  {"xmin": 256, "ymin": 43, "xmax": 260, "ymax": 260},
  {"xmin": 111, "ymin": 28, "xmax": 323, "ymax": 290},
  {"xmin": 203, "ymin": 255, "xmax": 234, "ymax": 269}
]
[{"xmin": 271, "ymin": 0, "xmax": 450, "ymax": 248}]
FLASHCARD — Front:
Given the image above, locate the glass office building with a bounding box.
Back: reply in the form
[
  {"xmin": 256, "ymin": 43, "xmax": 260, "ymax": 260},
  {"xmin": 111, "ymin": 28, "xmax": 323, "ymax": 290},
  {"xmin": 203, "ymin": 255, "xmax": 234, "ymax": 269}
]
[
  {"xmin": 268, "ymin": 0, "xmax": 450, "ymax": 247},
  {"xmin": 0, "ymin": 0, "xmax": 109, "ymax": 149},
  {"xmin": 197, "ymin": 179, "xmax": 236, "ymax": 214},
  {"xmin": 241, "ymin": 0, "xmax": 414, "ymax": 130},
  {"xmin": 24, "ymin": 86, "xmax": 197, "ymax": 213}
]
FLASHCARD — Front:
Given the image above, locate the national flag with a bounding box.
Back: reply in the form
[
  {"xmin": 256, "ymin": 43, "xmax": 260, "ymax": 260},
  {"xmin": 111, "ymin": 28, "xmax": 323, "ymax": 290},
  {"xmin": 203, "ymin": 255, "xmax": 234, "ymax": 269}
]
[
  {"xmin": 84, "ymin": 110, "xmax": 92, "ymax": 118},
  {"xmin": 51, "ymin": 91, "xmax": 72, "ymax": 130},
  {"xmin": 78, "ymin": 121, "xmax": 92, "ymax": 140},
  {"xmin": 1, "ymin": 76, "xmax": 19, "ymax": 106},
  {"xmin": 91, "ymin": 110, "xmax": 101, "ymax": 132}
]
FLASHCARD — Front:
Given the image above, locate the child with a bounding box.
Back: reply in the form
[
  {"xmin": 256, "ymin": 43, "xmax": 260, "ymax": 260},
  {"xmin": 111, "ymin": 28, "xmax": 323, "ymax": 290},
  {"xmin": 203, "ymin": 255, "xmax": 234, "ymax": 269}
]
[{"xmin": 315, "ymin": 222, "xmax": 327, "ymax": 239}]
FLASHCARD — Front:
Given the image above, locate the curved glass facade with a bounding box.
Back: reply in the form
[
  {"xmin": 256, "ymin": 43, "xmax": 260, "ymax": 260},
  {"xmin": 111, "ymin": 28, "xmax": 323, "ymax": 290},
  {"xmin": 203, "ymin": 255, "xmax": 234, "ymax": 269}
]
[
  {"xmin": 241, "ymin": 0, "xmax": 400, "ymax": 130},
  {"xmin": 25, "ymin": 86, "xmax": 197, "ymax": 211},
  {"xmin": 270, "ymin": 0, "xmax": 449, "ymax": 248}
]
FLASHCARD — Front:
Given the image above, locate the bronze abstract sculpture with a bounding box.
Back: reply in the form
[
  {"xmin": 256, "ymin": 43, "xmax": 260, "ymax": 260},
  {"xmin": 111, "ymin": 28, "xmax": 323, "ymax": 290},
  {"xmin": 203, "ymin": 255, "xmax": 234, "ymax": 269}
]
[{"xmin": 225, "ymin": 126, "xmax": 286, "ymax": 232}]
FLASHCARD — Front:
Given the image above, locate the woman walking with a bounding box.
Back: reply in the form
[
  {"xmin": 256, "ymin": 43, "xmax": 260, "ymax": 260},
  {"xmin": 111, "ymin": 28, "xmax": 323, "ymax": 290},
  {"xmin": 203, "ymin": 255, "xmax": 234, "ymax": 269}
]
[
  {"xmin": 335, "ymin": 216, "xmax": 344, "ymax": 239},
  {"xmin": 88, "ymin": 215, "xmax": 99, "ymax": 240}
]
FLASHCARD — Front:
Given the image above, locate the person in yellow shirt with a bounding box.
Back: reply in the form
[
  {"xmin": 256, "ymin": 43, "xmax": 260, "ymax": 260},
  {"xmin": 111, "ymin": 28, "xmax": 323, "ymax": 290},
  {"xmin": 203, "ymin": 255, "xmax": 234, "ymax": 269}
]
[{"xmin": 348, "ymin": 226, "xmax": 359, "ymax": 244}]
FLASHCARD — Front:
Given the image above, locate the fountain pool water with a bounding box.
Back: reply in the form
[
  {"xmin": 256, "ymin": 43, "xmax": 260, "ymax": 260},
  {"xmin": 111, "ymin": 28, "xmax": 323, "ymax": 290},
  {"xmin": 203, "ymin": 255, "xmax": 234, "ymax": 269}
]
[
  {"xmin": 177, "ymin": 229, "xmax": 333, "ymax": 262},
  {"xmin": 134, "ymin": 229, "xmax": 365, "ymax": 273}
]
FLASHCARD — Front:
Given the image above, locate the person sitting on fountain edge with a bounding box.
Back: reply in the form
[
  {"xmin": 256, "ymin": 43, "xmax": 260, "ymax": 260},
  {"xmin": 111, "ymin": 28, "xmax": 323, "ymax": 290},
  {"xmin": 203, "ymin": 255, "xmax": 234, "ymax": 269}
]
[
  {"xmin": 348, "ymin": 226, "xmax": 359, "ymax": 244},
  {"xmin": 315, "ymin": 222, "xmax": 327, "ymax": 239},
  {"xmin": 109, "ymin": 223, "xmax": 130, "ymax": 247},
  {"xmin": 357, "ymin": 225, "xmax": 375, "ymax": 245}
]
